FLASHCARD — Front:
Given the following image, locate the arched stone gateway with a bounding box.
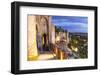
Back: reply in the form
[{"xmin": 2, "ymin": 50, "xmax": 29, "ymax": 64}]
[
  {"xmin": 28, "ymin": 15, "xmax": 55, "ymax": 60},
  {"xmin": 36, "ymin": 16, "xmax": 50, "ymax": 52}
]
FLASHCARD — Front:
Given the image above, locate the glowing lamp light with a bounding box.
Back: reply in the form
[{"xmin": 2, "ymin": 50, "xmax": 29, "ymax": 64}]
[{"xmin": 56, "ymin": 36, "xmax": 60, "ymax": 42}]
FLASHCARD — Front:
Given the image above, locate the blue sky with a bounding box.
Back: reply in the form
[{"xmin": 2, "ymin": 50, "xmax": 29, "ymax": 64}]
[{"xmin": 51, "ymin": 16, "xmax": 88, "ymax": 33}]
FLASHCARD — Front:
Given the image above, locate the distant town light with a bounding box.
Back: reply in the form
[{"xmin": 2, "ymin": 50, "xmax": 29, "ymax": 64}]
[
  {"xmin": 71, "ymin": 46, "xmax": 78, "ymax": 52},
  {"xmin": 74, "ymin": 48, "xmax": 78, "ymax": 52}
]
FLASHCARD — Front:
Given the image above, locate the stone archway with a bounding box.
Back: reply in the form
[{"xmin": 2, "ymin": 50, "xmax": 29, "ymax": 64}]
[
  {"xmin": 42, "ymin": 33, "xmax": 48, "ymax": 51},
  {"xmin": 40, "ymin": 16, "xmax": 49, "ymax": 51}
]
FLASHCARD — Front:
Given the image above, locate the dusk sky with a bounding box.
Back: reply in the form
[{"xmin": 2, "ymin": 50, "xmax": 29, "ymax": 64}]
[{"xmin": 51, "ymin": 16, "xmax": 88, "ymax": 33}]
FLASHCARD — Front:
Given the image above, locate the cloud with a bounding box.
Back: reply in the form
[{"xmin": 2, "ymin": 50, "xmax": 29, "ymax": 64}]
[{"xmin": 52, "ymin": 16, "xmax": 88, "ymax": 33}]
